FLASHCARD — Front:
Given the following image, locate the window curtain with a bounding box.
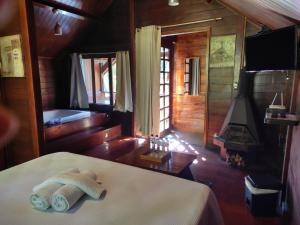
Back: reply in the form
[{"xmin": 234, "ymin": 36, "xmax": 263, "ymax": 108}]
[
  {"xmin": 69, "ymin": 53, "xmax": 89, "ymax": 109},
  {"xmin": 135, "ymin": 25, "xmax": 161, "ymax": 136},
  {"xmin": 191, "ymin": 58, "xmax": 200, "ymax": 96},
  {"xmin": 114, "ymin": 51, "xmax": 133, "ymax": 112}
]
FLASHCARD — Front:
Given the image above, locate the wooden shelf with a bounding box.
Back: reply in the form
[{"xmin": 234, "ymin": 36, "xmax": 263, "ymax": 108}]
[{"xmin": 264, "ymin": 113, "xmax": 300, "ymax": 126}]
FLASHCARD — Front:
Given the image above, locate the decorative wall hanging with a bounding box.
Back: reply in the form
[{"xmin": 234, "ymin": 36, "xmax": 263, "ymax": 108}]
[
  {"xmin": 0, "ymin": 34, "xmax": 25, "ymax": 77},
  {"xmin": 209, "ymin": 34, "xmax": 236, "ymax": 68}
]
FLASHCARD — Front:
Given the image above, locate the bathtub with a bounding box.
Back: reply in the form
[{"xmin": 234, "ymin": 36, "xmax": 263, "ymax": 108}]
[{"xmin": 43, "ymin": 109, "xmax": 92, "ymax": 125}]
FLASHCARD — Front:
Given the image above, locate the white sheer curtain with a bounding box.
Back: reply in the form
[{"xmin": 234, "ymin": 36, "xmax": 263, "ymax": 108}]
[
  {"xmin": 191, "ymin": 58, "xmax": 200, "ymax": 96},
  {"xmin": 69, "ymin": 53, "xmax": 89, "ymax": 109},
  {"xmin": 114, "ymin": 51, "xmax": 133, "ymax": 112},
  {"xmin": 135, "ymin": 25, "xmax": 161, "ymax": 136}
]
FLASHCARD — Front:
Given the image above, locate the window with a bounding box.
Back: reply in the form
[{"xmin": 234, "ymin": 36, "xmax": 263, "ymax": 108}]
[
  {"xmin": 81, "ymin": 54, "xmax": 116, "ymax": 105},
  {"xmin": 160, "ymin": 47, "xmax": 171, "ymax": 133},
  {"xmin": 184, "ymin": 58, "xmax": 190, "ymax": 94}
]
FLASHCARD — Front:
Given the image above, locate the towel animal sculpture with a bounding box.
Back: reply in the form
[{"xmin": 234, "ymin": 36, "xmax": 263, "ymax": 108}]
[{"xmin": 30, "ymin": 168, "xmax": 105, "ymax": 212}]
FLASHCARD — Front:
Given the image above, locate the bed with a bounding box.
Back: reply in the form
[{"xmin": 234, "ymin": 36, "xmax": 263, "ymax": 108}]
[{"xmin": 0, "ymin": 152, "xmax": 224, "ymax": 225}]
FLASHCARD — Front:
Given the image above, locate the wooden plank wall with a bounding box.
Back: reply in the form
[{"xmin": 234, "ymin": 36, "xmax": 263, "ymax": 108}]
[
  {"xmin": 173, "ymin": 32, "xmax": 207, "ymax": 133},
  {"xmin": 39, "ymin": 57, "xmax": 57, "ymax": 110},
  {"xmin": 1, "ymin": 79, "xmax": 36, "ymax": 165},
  {"xmin": 208, "ymin": 67, "xmax": 234, "ymax": 142},
  {"xmin": 253, "ymin": 71, "xmax": 293, "ymax": 174},
  {"xmin": 84, "ymin": 0, "xmax": 131, "ymax": 51},
  {"xmin": 136, "ymin": 0, "xmax": 245, "ymax": 145}
]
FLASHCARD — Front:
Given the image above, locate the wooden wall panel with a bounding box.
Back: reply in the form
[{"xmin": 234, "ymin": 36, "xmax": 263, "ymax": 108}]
[
  {"xmin": 39, "ymin": 57, "xmax": 57, "ymax": 109},
  {"xmin": 173, "ymin": 95, "xmax": 206, "ymax": 133},
  {"xmin": 253, "ymin": 71, "xmax": 293, "ymax": 174},
  {"xmin": 172, "ymin": 32, "xmax": 207, "ymax": 134},
  {"xmin": 1, "ymin": 78, "xmax": 36, "ymax": 165},
  {"xmin": 84, "ymin": 0, "xmax": 131, "ymax": 52},
  {"xmin": 208, "ymin": 68, "xmax": 233, "ymax": 142}
]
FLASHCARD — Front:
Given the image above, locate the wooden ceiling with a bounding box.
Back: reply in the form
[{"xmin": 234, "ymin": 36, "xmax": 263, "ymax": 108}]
[
  {"xmin": 218, "ymin": 0, "xmax": 299, "ymax": 29},
  {"xmin": 33, "ymin": 0, "xmax": 299, "ymax": 57},
  {"xmin": 50, "ymin": 0, "xmax": 113, "ymax": 17},
  {"xmin": 33, "ymin": 0, "xmax": 113, "ymax": 57}
]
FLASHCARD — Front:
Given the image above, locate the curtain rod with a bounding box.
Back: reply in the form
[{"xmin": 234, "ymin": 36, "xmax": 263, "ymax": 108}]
[{"xmin": 161, "ymin": 17, "xmax": 223, "ymax": 28}]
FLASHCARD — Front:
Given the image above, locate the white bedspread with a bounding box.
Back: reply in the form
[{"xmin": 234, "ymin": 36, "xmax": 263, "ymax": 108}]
[{"xmin": 0, "ymin": 152, "xmax": 224, "ymax": 225}]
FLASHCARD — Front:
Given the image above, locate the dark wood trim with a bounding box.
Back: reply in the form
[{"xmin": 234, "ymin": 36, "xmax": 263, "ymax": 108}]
[
  {"xmin": 204, "ymin": 28, "xmax": 211, "ymax": 145},
  {"xmin": 91, "ymin": 58, "xmax": 96, "ymax": 104},
  {"xmin": 129, "ymin": 0, "xmax": 136, "ymax": 136},
  {"xmin": 108, "ymin": 58, "xmax": 113, "ymax": 105},
  {"xmin": 169, "ymin": 44, "xmax": 175, "ymax": 134},
  {"xmin": 240, "ymin": 17, "xmax": 247, "ymax": 69},
  {"xmin": 81, "ymin": 53, "xmax": 116, "ymax": 59},
  {"xmin": 32, "ymin": 0, "xmax": 103, "ymax": 21},
  {"xmin": 20, "ymin": 0, "xmax": 44, "ymax": 156},
  {"xmin": 76, "ymin": 44, "xmax": 130, "ymax": 54}
]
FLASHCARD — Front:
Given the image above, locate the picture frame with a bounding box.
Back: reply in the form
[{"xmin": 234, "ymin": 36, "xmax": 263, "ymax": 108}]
[
  {"xmin": 209, "ymin": 34, "xmax": 236, "ymax": 68},
  {"xmin": 0, "ymin": 34, "xmax": 25, "ymax": 77}
]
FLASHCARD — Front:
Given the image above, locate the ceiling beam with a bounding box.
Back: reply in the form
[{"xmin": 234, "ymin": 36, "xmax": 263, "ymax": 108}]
[{"xmin": 32, "ymin": 0, "xmax": 102, "ymax": 21}]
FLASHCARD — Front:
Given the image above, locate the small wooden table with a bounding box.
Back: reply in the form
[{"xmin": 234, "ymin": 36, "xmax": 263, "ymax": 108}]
[{"xmin": 115, "ymin": 146, "xmax": 197, "ymax": 180}]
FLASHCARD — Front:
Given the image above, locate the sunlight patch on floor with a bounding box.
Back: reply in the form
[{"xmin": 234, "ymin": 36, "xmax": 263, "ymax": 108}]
[{"xmin": 164, "ymin": 130, "xmax": 208, "ymax": 163}]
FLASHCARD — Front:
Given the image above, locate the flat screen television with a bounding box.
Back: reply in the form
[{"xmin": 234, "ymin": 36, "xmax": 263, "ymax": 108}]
[{"xmin": 245, "ymin": 25, "xmax": 298, "ymax": 71}]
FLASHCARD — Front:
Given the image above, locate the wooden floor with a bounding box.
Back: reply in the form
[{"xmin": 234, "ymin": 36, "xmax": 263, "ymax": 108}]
[{"xmin": 82, "ymin": 136, "xmax": 280, "ymax": 225}]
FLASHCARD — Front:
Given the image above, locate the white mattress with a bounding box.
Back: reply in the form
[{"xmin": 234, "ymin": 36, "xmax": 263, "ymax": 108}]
[{"xmin": 0, "ymin": 152, "xmax": 224, "ymax": 225}]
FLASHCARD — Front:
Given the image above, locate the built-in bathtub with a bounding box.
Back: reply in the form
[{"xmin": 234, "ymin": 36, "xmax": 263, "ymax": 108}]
[
  {"xmin": 43, "ymin": 109, "xmax": 109, "ymax": 141},
  {"xmin": 43, "ymin": 109, "xmax": 92, "ymax": 125}
]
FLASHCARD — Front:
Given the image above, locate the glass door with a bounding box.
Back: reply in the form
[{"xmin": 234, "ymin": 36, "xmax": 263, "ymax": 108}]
[{"xmin": 160, "ymin": 47, "xmax": 171, "ymax": 133}]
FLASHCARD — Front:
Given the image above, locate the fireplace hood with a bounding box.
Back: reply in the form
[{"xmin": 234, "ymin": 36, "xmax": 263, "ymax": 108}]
[{"xmin": 216, "ymin": 70, "xmax": 262, "ymax": 152}]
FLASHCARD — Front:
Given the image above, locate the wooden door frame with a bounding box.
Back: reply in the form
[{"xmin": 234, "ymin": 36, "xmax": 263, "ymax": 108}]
[
  {"xmin": 20, "ymin": 0, "xmax": 44, "ymax": 156},
  {"xmin": 159, "ymin": 43, "xmax": 174, "ymax": 136},
  {"xmin": 162, "ymin": 26, "xmax": 211, "ymax": 145}
]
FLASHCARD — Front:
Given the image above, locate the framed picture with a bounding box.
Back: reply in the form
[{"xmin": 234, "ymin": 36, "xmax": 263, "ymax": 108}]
[
  {"xmin": 209, "ymin": 34, "xmax": 236, "ymax": 68},
  {"xmin": 0, "ymin": 34, "xmax": 25, "ymax": 77}
]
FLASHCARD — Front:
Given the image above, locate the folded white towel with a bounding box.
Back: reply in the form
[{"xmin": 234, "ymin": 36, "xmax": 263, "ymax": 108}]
[
  {"xmin": 51, "ymin": 170, "xmax": 101, "ymax": 212},
  {"xmin": 30, "ymin": 183, "xmax": 62, "ymax": 211},
  {"xmin": 30, "ymin": 168, "xmax": 80, "ymax": 210},
  {"xmin": 40, "ymin": 171, "xmax": 103, "ymax": 199}
]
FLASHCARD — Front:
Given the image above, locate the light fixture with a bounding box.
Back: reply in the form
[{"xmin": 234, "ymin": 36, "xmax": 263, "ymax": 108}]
[
  {"xmin": 52, "ymin": 8, "xmax": 62, "ymax": 36},
  {"xmin": 54, "ymin": 22, "xmax": 62, "ymax": 36},
  {"xmin": 52, "ymin": 8, "xmax": 59, "ymax": 14},
  {"xmin": 168, "ymin": 0, "xmax": 179, "ymax": 6}
]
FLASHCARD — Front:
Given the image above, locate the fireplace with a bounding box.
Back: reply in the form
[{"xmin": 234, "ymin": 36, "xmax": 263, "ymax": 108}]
[{"xmin": 214, "ymin": 70, "xmax": 263, "ymax": 166}]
